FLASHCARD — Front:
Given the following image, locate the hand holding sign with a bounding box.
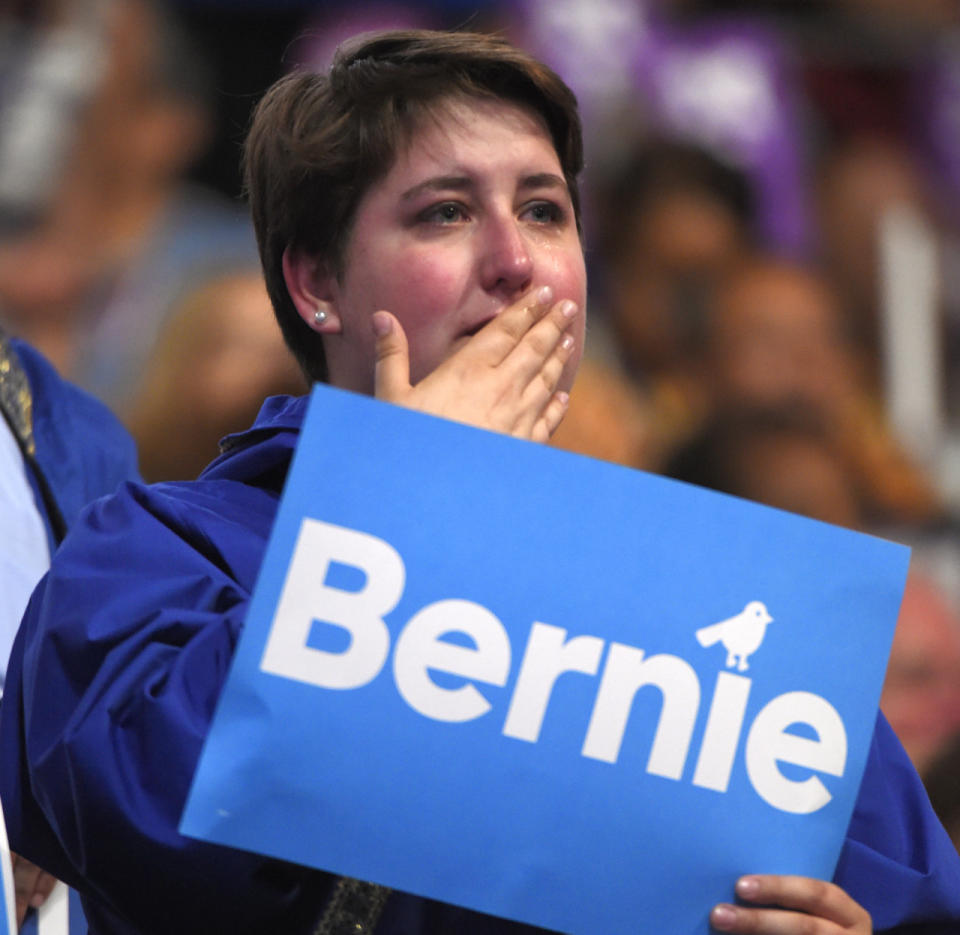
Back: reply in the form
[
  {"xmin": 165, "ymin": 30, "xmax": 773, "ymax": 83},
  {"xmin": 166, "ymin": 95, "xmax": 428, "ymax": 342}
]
[
  {"xmin": 711, "ymin": 874, "xmax": 872, "ymax": 934},
  {"xmin": 373, "ymin": 284, "xmax": 579, "ymax": 442}
]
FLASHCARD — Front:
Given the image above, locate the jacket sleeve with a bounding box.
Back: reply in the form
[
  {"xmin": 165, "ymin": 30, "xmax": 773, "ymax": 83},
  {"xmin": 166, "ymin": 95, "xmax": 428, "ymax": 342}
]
[
  {"xmin": 835, "ymin": 711, "xmax": 960, "ymax": 932},
  {"xmin": 0, "ymin": 480, "xmax": 331, "ymax": 935}
]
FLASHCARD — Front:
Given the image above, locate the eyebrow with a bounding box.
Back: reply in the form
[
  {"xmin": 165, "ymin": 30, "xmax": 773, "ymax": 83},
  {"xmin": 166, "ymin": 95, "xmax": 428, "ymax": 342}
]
[{"xmin": 400, "ymin": 173, "xmax": 568, "ymax": 201}]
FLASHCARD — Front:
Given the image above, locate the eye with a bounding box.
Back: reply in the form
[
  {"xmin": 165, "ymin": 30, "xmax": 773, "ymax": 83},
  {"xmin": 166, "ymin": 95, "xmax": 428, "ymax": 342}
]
[
  {"xmin": 418, "ymin": 202, "xmax": 468, "ymax": 225},
  {"xmin": 521, "ymin": 201, "xmax": 565, "ymax": 224}
]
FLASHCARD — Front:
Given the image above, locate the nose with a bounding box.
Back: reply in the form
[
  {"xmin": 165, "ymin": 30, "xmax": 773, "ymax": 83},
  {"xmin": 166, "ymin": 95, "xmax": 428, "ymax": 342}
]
[{"xmin": 479, "ymin": 214, "xmax": 534, "ymax": 299}]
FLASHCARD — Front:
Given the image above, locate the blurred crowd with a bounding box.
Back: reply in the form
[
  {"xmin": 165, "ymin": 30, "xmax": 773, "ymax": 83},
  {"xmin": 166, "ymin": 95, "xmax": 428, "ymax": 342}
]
[{"xmin": 1, "ymin": 0, "xmax": 958, "ymax": 848}]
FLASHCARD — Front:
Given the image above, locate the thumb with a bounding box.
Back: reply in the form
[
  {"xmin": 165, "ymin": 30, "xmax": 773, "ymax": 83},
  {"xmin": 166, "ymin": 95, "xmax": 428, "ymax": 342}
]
[{"xmin": 373, "ymin": 311, "xmax": 411, "ymax": 401}]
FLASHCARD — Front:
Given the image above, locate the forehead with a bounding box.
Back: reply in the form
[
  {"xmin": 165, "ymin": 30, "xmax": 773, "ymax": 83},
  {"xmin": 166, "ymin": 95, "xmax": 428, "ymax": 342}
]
[{"xmin": 385, "ymin": 96, "xmax": 562, "ymax": 184}]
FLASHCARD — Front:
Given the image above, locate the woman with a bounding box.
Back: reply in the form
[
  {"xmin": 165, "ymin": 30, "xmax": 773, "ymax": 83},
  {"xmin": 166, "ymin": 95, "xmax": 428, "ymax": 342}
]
[{"xmin": 1, "ymin": 30, "xmax": 957, "ymax": 935}]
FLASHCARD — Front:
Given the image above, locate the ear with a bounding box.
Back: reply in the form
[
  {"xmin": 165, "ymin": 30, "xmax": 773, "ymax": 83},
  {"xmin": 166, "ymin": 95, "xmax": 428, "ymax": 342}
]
[{"xmin": 281, "ymin": 246, "xmax": 342, "ymax": 333}]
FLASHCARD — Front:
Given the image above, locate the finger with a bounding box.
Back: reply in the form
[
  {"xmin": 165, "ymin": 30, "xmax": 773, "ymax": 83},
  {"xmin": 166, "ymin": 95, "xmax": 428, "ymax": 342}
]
[
  {"xmin": 467, "ymin": 285, "xmax": 554, "ymax": 362},
  {"xmin": 734, "ymin": 876, "xmax": 869, "ymax": 929},
  {"xmin": 12, "ymin": 856, "xmax": 38, "ymax": 926},
  {"xmin": 711, "ymin": 902, "xmax": 838, "ymax": 934},
  {"xmin": 504, "ymin": 299, "xmax": 579, "ymax": 389},
  {"xmin": 512, "ymin": 330, "xmax": 576, "ymax": 436},
  {"xmin": 710, "ymin": 875, "xmax": 872, "ymax": 935},
  {"xmin": 373, "ymin": 311, "xmax": 412, "ymax": 402},
  {"xmin": 31, "ymin": 871, "xmax": 57, "ymax": 909},
  {"xmin": 522, "ymin": 311, "xmax": 577, "ymax": 398},
  {"xmin": 527, "ymin": 390, "xmax": 570, "ymax": 444}
]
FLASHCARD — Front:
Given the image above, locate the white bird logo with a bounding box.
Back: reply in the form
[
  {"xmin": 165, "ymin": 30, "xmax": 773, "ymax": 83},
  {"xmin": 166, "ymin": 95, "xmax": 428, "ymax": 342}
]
[{"xmin": 695, "ymin": 601, "xmax": 773, "ymax": 671}]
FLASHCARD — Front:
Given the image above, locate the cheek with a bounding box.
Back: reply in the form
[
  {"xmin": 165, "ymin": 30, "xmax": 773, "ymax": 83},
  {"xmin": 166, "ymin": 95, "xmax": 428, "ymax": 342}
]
[
  {"xmin": 543, "ymin": 241, "xmax": 587, "ymax": 309},
  {"xmin": 548, "ymin": 232, "xmax": 584, "ymax": 280},
  {"xmin": 369, "ymin": 250, "xmax": 466, "ymax": 335},
  {"xmin": 546, "ymin": 247, "xmax": 588, "ymax": 342}
]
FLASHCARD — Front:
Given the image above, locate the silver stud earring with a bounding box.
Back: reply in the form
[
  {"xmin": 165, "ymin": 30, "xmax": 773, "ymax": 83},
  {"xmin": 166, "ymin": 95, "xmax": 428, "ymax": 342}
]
[{"xmin": 314, "ymin": 307, "xmax": 328, "ymax": 327}]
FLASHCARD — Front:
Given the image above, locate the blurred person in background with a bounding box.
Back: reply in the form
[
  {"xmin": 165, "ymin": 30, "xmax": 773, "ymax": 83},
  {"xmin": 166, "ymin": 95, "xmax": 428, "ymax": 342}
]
[
  {"xmin": 700, "ymin": 254, "xmax": 942, "ymax": 527},
  {"xmin": 880, "ymin": 572, "xmax": 960, "ymax": 778},
  {"xmin": 127, "ymin": 268, "xmax": 307, "ymax": 483},
  {"xmin": 816, "ymin": 136, "xmax": 936, "ymax": 384},
  {"xmin": 590, "ymin": 138, "xmax": 755, "ymax": 465},
  {"xmin": 924, "ymin": 732, "xmax": 960, "ymax": 852},
  {"xmin": 0, "ymin": 0, "xmax": 256, "ymax": 411},
  {"xmin": 0, "ymin": 325, "xmax": 139, "ymax": 926},
  {"xmin": 0, "ymin": 328, "xmax": 138, "ymax": 696},
  {"xmin": 596, "ymin": 139, "xmax": 755, "ymax": 379},
  {"xmin": 662, "ymin": 403, "xmax": 863, "ymax": 530}
]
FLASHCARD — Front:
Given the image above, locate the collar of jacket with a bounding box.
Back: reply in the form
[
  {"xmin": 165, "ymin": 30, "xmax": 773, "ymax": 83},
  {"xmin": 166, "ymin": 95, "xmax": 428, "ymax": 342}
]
[{"xmin": 0, "ymin": 330, "xmax": 35, "ymax": 458}]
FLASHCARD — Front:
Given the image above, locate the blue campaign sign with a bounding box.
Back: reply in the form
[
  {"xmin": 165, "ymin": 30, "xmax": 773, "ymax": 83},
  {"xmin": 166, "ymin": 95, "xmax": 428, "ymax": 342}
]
[{"xmin": 181, "ymin": 384, "xmax": 909, "ymax": 934}]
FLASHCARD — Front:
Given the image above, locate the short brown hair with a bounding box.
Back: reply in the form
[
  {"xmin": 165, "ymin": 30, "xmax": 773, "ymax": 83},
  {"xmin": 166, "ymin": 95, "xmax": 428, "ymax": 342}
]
[{"xmin": 243, "ymin": 29, "xmax": 584, "ymax": 383}]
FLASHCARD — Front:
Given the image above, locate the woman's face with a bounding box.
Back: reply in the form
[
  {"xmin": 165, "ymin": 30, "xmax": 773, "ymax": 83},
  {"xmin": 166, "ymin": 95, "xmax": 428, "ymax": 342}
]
[{"xmin": 319, "ymin": 97, "xmax": 587, "ymax": 395}]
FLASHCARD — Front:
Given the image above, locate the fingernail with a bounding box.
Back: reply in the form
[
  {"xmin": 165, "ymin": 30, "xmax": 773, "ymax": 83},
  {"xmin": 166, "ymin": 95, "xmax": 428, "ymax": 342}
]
[
  {"xmin": 372, "ymin": 311, "xmax": 392, "ymax": 337},
  {"xmin": 710, "ymin": 905, "xmax": 737, "ymax": 930},
  {"xmin": 30, "ymin": 894, "xmax": 44, "ymax": 908},
  {"xmin": 555, "ymin": 390, "xmax": 569, "ymax": 407},
  {"xmin": 735, "ymin": 876, "xmax": 759, "ymax": 898},
  {"xmin": 537, "ymin": 285, "xmax": 553, "ymax": 304},
  {"xmin": 560, "ymin": 334, "xmax": 574, "ymax": 351},
  {"xmin": 559, "ymin": 299, "xmax": 577, "ymax": 318}
]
